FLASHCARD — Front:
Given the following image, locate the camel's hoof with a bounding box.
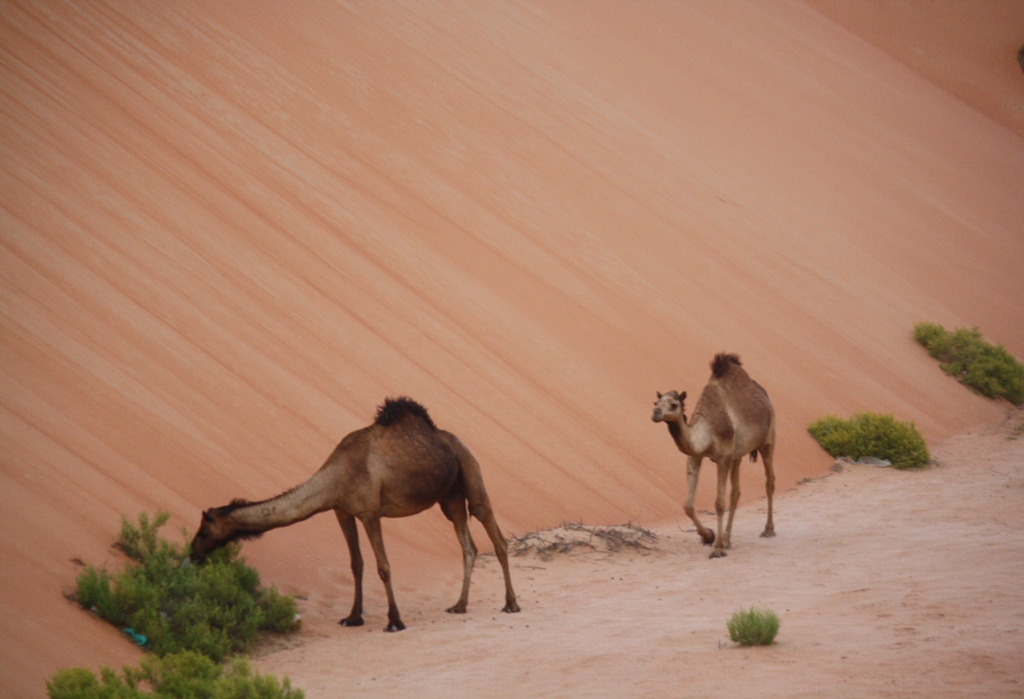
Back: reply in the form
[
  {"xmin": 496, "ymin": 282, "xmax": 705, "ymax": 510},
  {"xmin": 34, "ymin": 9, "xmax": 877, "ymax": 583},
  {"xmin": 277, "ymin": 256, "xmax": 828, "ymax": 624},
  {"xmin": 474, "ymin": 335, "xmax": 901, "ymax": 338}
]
[
  {"xmin": 384, "ymin": 620, "xmax": 406, "ymax": 632},
  {"xmin": 502, "ymin": 601, "xmax": 521, "ymax": 614},
  {"xmin": 446, "ymin": 604, "xmax": 467, "ymax": 615},
  {"xmin": 339, "ymin": 616, "xmax": 364, "ymax": 627},
  {"xmin": 699, "ymin": 533, "xmax": 715, "ymax": 546},
  {"xmin": 760, "ymin": 529, "xmax": 776, "ymax": 538},
  {"xmin": 709, "ymin": 549, "xmax": 728, "ymax": 559}
]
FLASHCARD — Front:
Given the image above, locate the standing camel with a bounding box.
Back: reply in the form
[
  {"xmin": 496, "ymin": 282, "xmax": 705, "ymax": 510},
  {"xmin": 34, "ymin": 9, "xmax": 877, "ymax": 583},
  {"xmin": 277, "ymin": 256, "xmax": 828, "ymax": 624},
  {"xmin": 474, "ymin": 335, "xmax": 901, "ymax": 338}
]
[
  {"xmin": 190, "ymin": 397, "xmax": 519, "ymax": 631},
  {"xmin": 651, "ymin": 353, "xmax": 776, "ymax": 558}
]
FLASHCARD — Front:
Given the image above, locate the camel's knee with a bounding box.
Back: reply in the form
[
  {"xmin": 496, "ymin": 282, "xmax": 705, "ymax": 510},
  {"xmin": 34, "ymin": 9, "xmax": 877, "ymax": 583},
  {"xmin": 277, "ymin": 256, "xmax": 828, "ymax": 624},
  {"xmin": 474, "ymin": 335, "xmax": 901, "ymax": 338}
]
[{"xmin": 683, "ymin": 504, "xmax": 697, "ymax": 520}]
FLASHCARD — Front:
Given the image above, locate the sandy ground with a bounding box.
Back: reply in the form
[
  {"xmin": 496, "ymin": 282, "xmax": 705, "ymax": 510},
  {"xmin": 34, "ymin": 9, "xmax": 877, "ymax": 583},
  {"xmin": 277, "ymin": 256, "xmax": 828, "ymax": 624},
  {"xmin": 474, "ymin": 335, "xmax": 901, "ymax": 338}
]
[{"xmin": 256, "ymin": 408, "xmax": 1024, "ymax": 698}]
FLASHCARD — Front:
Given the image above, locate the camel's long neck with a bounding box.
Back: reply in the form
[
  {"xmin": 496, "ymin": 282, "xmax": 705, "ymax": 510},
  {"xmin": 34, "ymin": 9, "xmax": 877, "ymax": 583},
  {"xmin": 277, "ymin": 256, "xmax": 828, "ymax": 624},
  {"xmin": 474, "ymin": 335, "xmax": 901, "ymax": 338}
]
[
  {"xmin": 227, "ymin": 469, "xmax": 335, "ymax": 534},
  {"xmin": 666, "ymin": 414, "xmax": 711, "ymax": 456}
]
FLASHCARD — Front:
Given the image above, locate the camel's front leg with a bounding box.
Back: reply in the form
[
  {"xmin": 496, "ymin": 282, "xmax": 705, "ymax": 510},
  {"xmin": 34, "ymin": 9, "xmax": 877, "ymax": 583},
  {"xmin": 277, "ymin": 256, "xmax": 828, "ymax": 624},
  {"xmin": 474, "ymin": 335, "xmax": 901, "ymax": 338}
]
[
  {"xmin": 683, "ymin": 456, "xmax": 715, "ymax": 546},
  {"xmin": 335, "ymin": 511, "xmax": 364, "ymax": 627},
  {"xmin": 710, "ymin": 460, "xmax": 732, "ymax": 558},
  {"xmin": 359, "ymin": 514, "xmax": 405, "ymax": 632}
]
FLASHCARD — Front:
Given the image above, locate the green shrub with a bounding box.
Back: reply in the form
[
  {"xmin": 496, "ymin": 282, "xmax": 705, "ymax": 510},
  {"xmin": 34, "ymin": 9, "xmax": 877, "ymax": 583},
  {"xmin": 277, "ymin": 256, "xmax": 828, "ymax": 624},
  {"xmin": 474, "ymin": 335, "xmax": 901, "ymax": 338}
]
[
  {"xmin": 727, "ymin": 606, "xmax": 780, "ymax": 646},
  {"xmin": 73, "ymin": 512, "xmax": 298, "ymax": 661},
  {"xmin": 47, "ymin": 651, "xmax": 303, "ymax": 699},
  {"xmin": 115, "ymin": 511, "xmax": 170, "ymax": 562},
  {"xmin": 914, "ymin": 322, "xmax": 1024, "ymax": 405},
  {"xmin": 808, "ymin": 412, "xmax": 929, "ymax": 469}
]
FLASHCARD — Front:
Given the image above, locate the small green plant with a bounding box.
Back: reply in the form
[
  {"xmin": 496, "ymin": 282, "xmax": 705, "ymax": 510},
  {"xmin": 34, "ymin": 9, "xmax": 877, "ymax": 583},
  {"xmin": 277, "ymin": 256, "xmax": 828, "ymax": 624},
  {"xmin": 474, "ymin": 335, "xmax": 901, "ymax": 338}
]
[
  {"xmin": 914, "ymin": 322, "xmax": 1024, "ymax": 405},
  {"xmin": 73, "ymin": 512, "xmax": 298, "ymax": 662},
  {"xmin": 808, "ymin": 412, "xmax": 929, "ymax": 469},
  {"xmin": 115, "ymin": 511, "xmax": 170, "ymax": 561},
  {"xmin": 47, "ymin": 651, "xmax": 303, "ymax": 699},
  {"xmin": 727, "ymin": 606, "xmax": 780, "ymax": 646}
]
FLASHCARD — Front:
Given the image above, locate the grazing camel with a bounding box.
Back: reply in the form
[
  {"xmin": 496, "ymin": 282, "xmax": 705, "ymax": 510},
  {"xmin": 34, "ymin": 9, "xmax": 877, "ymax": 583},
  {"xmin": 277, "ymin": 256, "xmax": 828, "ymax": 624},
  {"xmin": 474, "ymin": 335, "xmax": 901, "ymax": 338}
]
[
  {"xmin": 651, "ymin": 353, "xmax": 776, "ymax": 558},
  {"xmin": 190, "ymin": 397, "xmax": 519, "ymax": 631}
]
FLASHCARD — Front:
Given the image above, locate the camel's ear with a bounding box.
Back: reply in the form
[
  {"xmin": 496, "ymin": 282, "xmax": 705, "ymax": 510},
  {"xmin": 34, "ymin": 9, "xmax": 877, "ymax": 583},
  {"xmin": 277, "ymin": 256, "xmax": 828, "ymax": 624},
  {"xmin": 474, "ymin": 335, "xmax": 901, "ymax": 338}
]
[
  {"xmin": 202, "ymin": 510, "xmax": 214, "ymax": 523},
  {"xmin": 680, "ymin": 391, "xmax": 687, "ymax": 401},
  {"xmin": 656, "ymin": 391, "xmax": 663, "ymax": 399}
]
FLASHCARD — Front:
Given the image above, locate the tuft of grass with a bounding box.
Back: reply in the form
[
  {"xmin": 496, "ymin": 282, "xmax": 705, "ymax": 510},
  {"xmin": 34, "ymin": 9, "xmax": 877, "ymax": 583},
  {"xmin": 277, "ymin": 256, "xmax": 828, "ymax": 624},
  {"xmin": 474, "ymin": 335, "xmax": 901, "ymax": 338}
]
[
  {"xmin": 73, "ymin": 512, "xmax": 298, "ymax": 662},
  {"xmin": 808, "ymin": 412, "xmax": 929, "ymax": 469},
  {"xmin": 47, "ymin": 651, "xmax": 303, "ymax": 699},
  {"xmin": 727, "ymin": 606, "xmax": 780, "ymax": 646},
  {"xmin": 914, "ymin": 322, "xmax": 1024, "ymax": 405}
]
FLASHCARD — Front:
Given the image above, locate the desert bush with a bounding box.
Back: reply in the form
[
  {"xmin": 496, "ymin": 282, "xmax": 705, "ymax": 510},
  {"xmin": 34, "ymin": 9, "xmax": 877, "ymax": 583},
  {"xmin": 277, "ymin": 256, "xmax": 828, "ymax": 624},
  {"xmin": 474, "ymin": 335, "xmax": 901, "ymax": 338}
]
[
  {"xmin": 807, "ymin": 412, "xmax": 929, "ymax": 469},
  {"xmin": 914, "ymin": 322, "xmax": 1024, "ymax": 405},
  {"xmin": 115, "ymin": 511, "xmax": 170, "ymax": 562},
  {"xmin": 727, "ymin": 606, "xmax": 780, "ymax": 646},
  {"xmin": 47, "ymin": 651, "xmax": 303, "ymax": 699},
  {"xmin": 73, "ymin": 512, "xmax": 298, "ymax": 662}
]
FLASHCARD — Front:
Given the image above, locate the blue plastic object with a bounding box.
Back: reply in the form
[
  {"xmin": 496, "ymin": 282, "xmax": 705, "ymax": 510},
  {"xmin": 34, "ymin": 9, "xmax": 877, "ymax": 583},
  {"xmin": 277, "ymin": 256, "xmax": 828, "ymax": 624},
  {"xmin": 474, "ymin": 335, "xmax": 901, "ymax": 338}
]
[{"xmin": 122, "ymin": 628, "xmax": 147, "ymax": 646}]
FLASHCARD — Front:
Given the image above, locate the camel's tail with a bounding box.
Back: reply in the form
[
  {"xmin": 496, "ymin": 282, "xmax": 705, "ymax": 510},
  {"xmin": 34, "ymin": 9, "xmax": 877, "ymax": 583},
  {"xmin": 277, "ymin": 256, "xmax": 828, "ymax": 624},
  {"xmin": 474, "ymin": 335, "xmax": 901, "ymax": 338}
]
[
  {"xmin": 750, "ymin": 450, "xmax": 759, "ymax": 462},
  {"xmin": 443, "ymin": 432, "xmax": 493, "ymax": 520}
]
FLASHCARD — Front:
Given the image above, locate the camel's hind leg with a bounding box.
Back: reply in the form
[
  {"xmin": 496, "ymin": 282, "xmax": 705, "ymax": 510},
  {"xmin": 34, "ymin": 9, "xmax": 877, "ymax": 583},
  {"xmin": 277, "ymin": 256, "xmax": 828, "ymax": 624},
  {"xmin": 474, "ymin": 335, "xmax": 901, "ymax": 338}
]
[
  {"xmin": 445, "ymin": 433, "xmax": 519, "ymax": 613},
  {"xmin": 439, "ymin": 493, "xmax": 477, "ymax": 614},
  {"xmin": 476, "ymin": 507, "xmax": 520, "ymax": 613},
  {"xmin": 359, "ymin": 514, "xmax": 405, "ymax": 632},
  {"xmin": 759, "ymin": 442, "xmax": 776, "ymax": 538},
  {"xmin": 334, "ymin": 510, "xmax": 365, "ymax": 627}
]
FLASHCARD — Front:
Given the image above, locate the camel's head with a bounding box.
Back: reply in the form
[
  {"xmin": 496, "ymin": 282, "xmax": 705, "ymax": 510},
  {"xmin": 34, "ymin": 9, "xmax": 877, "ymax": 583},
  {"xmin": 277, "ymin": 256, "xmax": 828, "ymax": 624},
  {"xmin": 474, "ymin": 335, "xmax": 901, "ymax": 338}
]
[
  {"xmin": 190, "ymin": 501, "xmax": 264, "ymax": 563},
  {"xmin": 651, "ymin": 390, "xmax": 686, "ymax": 423},
  {"xmin": 189, "ymin": 508, "xmax": 230, "ymax": 563}
]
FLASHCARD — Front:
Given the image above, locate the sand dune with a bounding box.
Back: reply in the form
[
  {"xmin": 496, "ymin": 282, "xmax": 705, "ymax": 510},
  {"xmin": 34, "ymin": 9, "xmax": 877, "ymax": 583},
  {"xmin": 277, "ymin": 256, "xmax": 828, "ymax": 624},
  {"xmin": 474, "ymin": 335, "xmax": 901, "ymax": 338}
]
[
  {"xmin": 1, "ymin": 1, "xmax": 1022, "ymax": 695},
  {"xmin": 806, "ymin": 0, "xmax": 1024, "ymax": 139}
]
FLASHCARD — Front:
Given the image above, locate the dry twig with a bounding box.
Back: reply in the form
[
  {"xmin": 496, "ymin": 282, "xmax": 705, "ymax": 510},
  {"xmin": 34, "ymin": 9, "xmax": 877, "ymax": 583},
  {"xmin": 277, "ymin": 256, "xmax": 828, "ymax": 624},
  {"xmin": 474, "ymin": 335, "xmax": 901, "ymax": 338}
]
[{"xmin": 509, "ymin": 521, "xmax": 658, "ymax": 560}]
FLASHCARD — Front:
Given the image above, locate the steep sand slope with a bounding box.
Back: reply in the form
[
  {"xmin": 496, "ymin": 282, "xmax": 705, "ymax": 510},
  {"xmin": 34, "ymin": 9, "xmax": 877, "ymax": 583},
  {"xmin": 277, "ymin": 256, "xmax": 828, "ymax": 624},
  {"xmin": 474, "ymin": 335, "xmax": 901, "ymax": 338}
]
[
  {"xmin": 806, "ymin": 0, "xmax": 1024, "ymax": 139},
  {"xmin": 1, "ymin": 1, "xmax": 1022, "ymax": 695}
]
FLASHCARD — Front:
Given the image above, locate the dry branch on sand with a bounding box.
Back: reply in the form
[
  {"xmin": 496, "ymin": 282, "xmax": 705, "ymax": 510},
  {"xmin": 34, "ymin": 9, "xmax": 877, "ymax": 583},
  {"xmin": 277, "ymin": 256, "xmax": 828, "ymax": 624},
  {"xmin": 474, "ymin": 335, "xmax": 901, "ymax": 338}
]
[{"xmin": 509, "ymin": 522, "xmax": 658, "ymax": 561}]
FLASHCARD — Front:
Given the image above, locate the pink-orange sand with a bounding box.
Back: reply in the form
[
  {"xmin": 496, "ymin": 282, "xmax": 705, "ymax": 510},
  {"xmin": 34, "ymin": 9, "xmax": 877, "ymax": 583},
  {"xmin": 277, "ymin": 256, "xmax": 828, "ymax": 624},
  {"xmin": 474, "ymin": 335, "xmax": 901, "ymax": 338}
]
[{"xmin": 1, "ymin": 2, "xmax": 1022, "ymax": 696}]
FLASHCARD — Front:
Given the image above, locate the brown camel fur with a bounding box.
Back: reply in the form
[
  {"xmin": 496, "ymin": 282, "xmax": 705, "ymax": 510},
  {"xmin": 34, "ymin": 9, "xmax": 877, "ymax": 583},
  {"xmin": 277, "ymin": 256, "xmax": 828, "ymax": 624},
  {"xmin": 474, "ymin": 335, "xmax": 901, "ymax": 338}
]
[
  {"xmin": 190, "ymin": 397, "xmax": 519, "ymax": 631},
  {"xmin": 651, "ymin": 353, "xmax": 776, "ymax": 558}
]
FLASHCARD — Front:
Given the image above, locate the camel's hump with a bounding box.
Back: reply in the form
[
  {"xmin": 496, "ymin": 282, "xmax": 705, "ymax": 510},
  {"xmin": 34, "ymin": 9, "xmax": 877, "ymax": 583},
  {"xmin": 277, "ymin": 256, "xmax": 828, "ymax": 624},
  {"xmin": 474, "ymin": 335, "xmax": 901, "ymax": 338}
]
[
  {"xmin": 375, "ymin": 396, "xmax": 437, "ymax": 430},
  {"xmin": 710, "ymin": 352, "xmax": 743, "ymax": 378}
]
